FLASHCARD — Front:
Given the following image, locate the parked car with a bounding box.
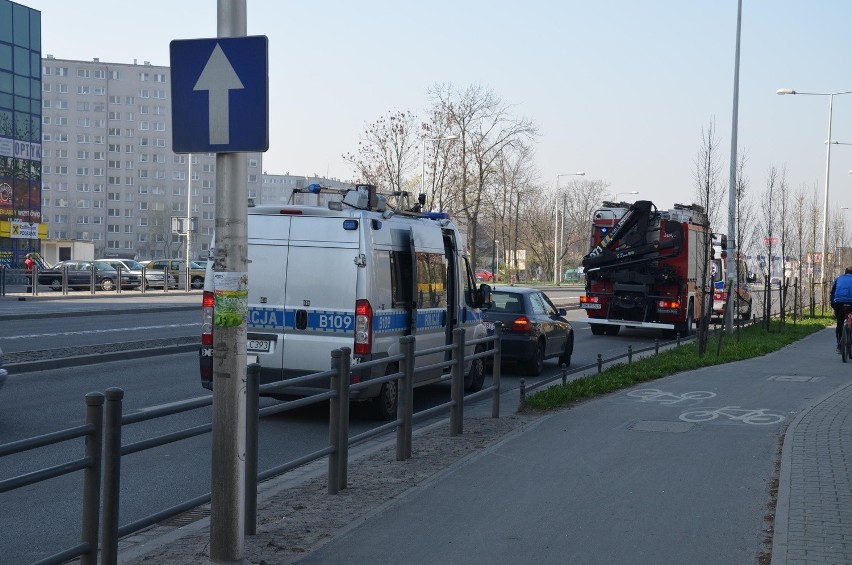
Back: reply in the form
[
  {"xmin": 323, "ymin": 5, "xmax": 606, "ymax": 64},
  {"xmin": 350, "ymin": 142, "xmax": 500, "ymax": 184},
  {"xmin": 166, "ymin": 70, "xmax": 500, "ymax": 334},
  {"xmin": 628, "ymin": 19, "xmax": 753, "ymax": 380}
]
[
  {"xmin": 475, "ymin": 268, "xmax": 497, "ymax": 282},
  {"xmin": 140, "ymin": 259, "xmax": 206, "ymax": 289},
  {"xmin": 482, "ymin": 287, "xmax": 574, "ymax": 376},
  {"xmin": 37, "ymin": 260, "xmax": 139, "ymax": 292},
  {"xmin": 98, "ymin": 259, "xmax": 178, "ymax": 290}
]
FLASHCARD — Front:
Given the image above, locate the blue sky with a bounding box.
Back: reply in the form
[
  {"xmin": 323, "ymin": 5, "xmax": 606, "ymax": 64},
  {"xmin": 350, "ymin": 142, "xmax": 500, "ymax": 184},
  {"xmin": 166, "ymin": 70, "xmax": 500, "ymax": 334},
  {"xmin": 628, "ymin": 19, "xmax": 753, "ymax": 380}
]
[{"xmin": 21, "ymin": 0, "xmax": 852, "ymax": 214}]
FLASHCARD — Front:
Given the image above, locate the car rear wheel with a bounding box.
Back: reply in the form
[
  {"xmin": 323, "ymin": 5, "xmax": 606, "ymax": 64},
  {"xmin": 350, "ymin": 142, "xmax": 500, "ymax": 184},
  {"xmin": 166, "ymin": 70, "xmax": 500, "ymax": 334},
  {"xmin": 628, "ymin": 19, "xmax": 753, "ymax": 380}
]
[
  {"xmin": 525, "ymin": 340, "xmax": 545, "ymax": 376},
  {"xmin": 191, "ymin": 276, "xmax": 204, "ymax": 290},
  {"xmin": 371, "ymin": 364, "xmax": 399, "ymax": 421},
  {"xmin": 558, "ymin": 333, "xmax": 573, "ymax": 367},
  {"xmin": 49, "ymin": 278, "xmax": 62, "ymax": 291}
]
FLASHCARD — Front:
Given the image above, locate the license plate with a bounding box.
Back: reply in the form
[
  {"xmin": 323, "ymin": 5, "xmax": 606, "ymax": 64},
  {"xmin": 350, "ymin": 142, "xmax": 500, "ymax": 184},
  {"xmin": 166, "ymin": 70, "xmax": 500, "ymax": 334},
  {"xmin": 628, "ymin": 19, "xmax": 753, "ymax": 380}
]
[
  {"xmin": 581, "ymin": 303, "xmax": 602, "ymax": 309},
  {"xmin": 484, "ymin": 321, "xmax": 495, "ymax": 331},
  {"xmin": 247, "ymin": 339, "xmax": 271, "ymax": 352}
]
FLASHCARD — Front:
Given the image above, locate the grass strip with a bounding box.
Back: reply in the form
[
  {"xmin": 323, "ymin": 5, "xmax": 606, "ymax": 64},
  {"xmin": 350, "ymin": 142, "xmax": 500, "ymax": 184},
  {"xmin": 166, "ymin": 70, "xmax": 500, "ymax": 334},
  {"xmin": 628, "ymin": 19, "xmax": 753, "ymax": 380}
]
[{"xmin": 524, "ymin": 317, "xmax": 832, "ymax": 411}]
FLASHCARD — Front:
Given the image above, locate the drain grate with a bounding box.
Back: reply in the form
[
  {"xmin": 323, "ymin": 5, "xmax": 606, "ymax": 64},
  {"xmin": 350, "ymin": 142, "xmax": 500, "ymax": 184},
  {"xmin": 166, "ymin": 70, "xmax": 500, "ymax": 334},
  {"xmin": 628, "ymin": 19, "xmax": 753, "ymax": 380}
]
[
  {"xmin": 158, "ymin": 507, "xmax": 210, "ymax": 527},
  {"xmin": 767, "ymin": 375, "xmax": 823, "ymax": 382},
  {"xmin": 629, "ymin": 420, "xmax": 694, "ymax": 433}
]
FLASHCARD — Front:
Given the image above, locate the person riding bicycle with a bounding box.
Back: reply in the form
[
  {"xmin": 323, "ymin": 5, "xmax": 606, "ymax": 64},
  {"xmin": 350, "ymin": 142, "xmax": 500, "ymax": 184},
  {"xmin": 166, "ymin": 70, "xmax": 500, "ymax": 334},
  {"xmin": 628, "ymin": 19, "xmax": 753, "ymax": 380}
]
[{"xmin": 830, "ymin": 267, "xmax": 852, "ymax": 353}]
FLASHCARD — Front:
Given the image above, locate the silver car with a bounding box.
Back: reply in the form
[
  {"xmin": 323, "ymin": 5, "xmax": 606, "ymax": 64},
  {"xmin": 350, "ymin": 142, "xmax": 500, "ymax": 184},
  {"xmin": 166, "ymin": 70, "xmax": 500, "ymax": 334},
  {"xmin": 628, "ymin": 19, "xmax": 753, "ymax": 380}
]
[{"xmin": 98, "ymin": 259, "xmax": 178, "ymax": 290}]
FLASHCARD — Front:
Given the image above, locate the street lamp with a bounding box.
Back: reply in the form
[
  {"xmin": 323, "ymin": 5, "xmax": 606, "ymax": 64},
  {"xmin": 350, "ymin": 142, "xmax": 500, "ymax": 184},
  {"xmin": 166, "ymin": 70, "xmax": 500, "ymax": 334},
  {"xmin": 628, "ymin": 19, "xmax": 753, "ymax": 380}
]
[
  {"xmin": 614, "ymin": 191, "xmax": 639, "ymax": 201},
  {"xmin": 777, "ymin": 87, "xmax": 852, "ymax": 302},
  {"xmin": 421, "ymin": 134, "xmax": 459, "ymax": 205},
  {"xmin": 553, "ymin": 172, "xmax": 586, "ymax": 284}
]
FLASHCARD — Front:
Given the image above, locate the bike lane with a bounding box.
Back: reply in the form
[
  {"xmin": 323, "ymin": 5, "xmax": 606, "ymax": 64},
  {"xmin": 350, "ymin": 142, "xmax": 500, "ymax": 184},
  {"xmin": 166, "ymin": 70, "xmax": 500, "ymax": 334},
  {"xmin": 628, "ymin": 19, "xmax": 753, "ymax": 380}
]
[{"xmin": 301, "ymin": 329, "xmax": 845, "ymax": 564}]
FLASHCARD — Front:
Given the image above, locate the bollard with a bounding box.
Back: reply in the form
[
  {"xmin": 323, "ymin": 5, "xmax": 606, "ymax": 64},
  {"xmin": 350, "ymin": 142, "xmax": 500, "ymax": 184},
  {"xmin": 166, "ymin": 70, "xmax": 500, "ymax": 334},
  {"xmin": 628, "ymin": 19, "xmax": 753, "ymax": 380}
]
[
  {"xmin": 245, "ymin": 363, "xmax": 260, "ymax": 534},
  {"xmin": 519, "ymin": 378, "xmax": 526, "ymax": 410},
  {"xmin": 628, "ymin": 345, "xmax": 633, "ymax": 363},
  {"xmin": 597, "ymin": 353, "xmax": 603, "ymax": 373},
  {"xmin": 655, "ymin": 339, "xmax": 659, "ymax": 355},
  {"xmin": 450, "ymin": 328, "xmax": 465, "ymax": 437},
  {"xmin": 100, "ymin": 387, "xmax": 125, "ymax": 565},
  {"xmin": 561, "ymin": 364, "xmax": 568, "ymax": 385},
  {"xmin": 328, "ymin": 350, "xmax": 342, "ymax": 495},
  {"xmin": 80, "ymin": 392, "xmax": 105, "ymax": 565},
  {"xmin": 676, "ymin": 332, "xmax": 681, "ymax": 347},
  {"xmin": 397, "ymin": 336, "xmax": 415, "ymax": 461},
  {"xmin": 492, "ymin": 334, "xmax": 501, "ymax": 419},
  {"xmin": 337, "ymin": 347, "xmax": 351, "ymax": 490}
]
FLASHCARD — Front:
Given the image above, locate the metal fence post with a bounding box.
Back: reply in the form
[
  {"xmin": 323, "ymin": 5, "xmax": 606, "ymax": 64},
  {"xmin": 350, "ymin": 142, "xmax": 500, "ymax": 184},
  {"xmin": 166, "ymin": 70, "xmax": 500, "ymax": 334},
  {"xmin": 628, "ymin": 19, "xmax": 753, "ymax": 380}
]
[
  {"xmin": 90, "ymin": 264, "xmax": 96, "ymax": 295},
  {"xmin": 491, "ymin": 335, "xmax": 501, "ymax": 419},
  {"xmin": 245, "ymin": 363, "xmax": 260, "ymax": 534},
  {"xmin": 676, "ymin": 332, "xmax": 681, "ymax": 347},
  {"xmin": 519, "ymin": 378, "xmax": 526, "ymax": 410},
  {"xmin": 100, "ymin": 387, "xmax": 124, "ymax": 565},
  {"xmin": 116, "ymin": 265, "xmax": 122, "ymax": 294},
  {"xmin": 337, "ymin": 347, "xmax": 351, "ymax": 491},
  {"xmin": 0, "ymin": 265, "xmax": 5, "ymax": 295},
  {"xmin": 328, "ymin": 350, "xmax": 341, "ymax": 495},
  {"xmin": 450, "ymin": 328, "xmax": 465, "ymax": 436},
  {"xmin": 561, "ymin": 364, "xmax": 568, "ymax": 385},
  {"xmin": 80, "ymin": 392, "xmax": 104, "ymax": 565},
  {"xmin": 628, "ymin": 345, "xmax": 633, "ymax": 363},
  {"xmin": 655, "ymin": 339, "xmax": 659, "ymax": 355},
  {"xmin": 597, "ymin": 353, "xmax": 602, "ymax": 373},
  {"xmin": 397, "ymin": 336, "xmax": 415, "ymax": 461}
]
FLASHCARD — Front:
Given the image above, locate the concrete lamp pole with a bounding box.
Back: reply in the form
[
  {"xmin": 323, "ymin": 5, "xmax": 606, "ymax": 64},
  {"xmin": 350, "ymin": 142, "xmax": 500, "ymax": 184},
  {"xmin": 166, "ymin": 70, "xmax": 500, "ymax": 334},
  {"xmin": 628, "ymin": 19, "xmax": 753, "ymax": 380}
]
[
  {"xmin": 553, "ymin": 172, "xmax": 585, "ymax": 284},
  {"xmin": 777, "ymin": 87, "xmax": 852, "ymax": 306}
]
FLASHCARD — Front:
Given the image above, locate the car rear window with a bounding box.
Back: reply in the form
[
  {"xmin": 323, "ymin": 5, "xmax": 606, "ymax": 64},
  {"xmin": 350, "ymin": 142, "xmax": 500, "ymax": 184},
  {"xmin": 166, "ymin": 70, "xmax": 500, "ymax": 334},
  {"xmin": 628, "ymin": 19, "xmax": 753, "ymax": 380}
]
[{"xmin": 489, "ymin": 293, "xmax": 524, "ymax": 313}]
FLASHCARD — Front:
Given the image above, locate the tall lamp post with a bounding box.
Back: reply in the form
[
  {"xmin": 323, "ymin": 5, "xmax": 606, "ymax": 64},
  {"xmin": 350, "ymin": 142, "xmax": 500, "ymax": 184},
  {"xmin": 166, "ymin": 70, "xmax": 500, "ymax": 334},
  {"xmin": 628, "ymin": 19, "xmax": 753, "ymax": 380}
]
[
  {"xmin": 777, "ymin": 88, "xmax": 852, "ymax": 305},
  {"xmin": 553, "ymin": 172, "xmax": 585, "ymax": 284},
  {"xmin": 421, "ymin": 134, "xmax": 459, "ymax": 205}
]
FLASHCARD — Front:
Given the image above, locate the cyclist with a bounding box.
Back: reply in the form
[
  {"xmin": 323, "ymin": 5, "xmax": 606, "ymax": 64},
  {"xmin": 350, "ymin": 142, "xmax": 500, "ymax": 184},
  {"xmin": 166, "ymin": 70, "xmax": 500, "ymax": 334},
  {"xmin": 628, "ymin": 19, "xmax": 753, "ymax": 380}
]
[{"xmin": 830, "ymin": 267, "xmax": 852, "ymax": 353}]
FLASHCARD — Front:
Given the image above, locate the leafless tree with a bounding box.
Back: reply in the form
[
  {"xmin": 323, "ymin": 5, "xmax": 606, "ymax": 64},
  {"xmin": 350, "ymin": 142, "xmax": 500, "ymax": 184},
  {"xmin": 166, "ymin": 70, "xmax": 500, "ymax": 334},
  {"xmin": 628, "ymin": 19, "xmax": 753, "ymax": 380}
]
[
  {"xmin": 562, "ymin": 178, "xmax": 611, "ymax": 268},
  {"xmin": 760, "ymin": 165, "xmax": 781, "ymax": 328},
  {"xmin": 342, "ymin": 110, "xmax": 420, "ymax": 206},
  {"xmin": 693, "ymin": 119, "xmax": 725, "ymax": 352},
  {"xmin": 427, "ymin": 83, "xmax": 538, "ymax": 268}
]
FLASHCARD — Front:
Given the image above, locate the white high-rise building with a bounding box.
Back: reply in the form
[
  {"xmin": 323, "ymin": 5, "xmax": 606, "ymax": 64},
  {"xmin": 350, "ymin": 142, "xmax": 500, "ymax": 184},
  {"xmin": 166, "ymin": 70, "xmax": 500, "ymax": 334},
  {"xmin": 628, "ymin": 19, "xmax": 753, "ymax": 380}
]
[{"xmin": 40, "ymin": 55, "xmax": 262, "ymax": 260}]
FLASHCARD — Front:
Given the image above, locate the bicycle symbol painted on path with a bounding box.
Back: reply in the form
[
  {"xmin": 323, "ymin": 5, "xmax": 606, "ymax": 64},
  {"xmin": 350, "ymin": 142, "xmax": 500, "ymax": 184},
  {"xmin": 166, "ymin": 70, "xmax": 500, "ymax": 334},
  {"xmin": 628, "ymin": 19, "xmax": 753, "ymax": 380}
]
[
  {"xmin": 678, "ymin": 406, "xmax": 785, "ymax": 425},
  {"xmin": 626, "ymin": 389, "xmax": 717, "ymax": 405}
]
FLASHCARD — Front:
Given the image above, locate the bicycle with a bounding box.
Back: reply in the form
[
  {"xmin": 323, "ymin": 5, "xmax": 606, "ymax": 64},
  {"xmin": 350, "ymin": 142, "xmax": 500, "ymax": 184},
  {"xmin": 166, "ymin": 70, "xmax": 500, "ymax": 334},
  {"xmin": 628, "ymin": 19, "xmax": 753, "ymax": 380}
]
[{"xmin": 841, "ymin": 304, "xmax": 852, "ymax": 363}]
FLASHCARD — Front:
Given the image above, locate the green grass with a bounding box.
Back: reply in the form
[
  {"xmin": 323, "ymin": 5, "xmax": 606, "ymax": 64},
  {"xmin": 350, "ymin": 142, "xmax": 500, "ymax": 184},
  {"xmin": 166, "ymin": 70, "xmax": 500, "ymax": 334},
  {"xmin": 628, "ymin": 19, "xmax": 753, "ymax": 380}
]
[{"xmin": 523, "ymin": 316, "xmax": 832, "ymax": 411}]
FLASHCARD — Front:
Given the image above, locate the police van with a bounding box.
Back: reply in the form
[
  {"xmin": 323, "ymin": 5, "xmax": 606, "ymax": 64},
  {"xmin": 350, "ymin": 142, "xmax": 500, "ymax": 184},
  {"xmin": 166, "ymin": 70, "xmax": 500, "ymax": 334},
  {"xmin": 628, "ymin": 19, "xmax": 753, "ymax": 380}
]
[{"xmin": 199, "ymin": 185, "xmax": 492, "ymax": 419}]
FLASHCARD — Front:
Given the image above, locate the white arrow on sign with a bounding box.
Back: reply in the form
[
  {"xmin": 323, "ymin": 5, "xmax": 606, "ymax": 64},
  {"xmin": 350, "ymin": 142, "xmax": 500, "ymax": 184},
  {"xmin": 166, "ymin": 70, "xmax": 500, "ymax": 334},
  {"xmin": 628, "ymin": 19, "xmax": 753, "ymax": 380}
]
[{"xmin": 193, "ymin": 44, "xmax": 244, "ymax": 145}]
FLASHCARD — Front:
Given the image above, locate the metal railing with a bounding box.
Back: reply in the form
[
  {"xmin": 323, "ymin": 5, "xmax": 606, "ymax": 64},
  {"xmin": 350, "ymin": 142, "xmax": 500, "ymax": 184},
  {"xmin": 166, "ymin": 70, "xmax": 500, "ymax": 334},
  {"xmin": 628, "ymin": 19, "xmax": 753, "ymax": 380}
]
[
  {"xmin": 0, "ymin": 329, "xmax": 501, "ymax": 563},
  {"xmin": 0, "ymin": 265, "xmax": 191, "ymax": 296}
]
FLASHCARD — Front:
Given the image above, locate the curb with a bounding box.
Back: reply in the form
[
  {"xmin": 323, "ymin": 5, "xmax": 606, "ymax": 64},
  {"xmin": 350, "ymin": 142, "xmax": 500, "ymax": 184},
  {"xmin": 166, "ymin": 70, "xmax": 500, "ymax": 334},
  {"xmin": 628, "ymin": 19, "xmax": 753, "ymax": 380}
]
[{"xmin": 6, "ymin": 343, "xmax": 199, "ymax": 374}]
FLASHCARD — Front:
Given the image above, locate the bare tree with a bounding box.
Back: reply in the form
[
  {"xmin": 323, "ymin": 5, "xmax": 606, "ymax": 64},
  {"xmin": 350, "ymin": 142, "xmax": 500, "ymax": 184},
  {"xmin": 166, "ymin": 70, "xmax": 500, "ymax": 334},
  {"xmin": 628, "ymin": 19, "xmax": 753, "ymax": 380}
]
[
  {"xmin": 561, "ymin": 178, "xmax": 611, "ymax": 268},
  {"xmin": 427, "ymin": 83, "xmax": 538, "ymax": 268},
  {"xmin": 693, "ymin": 119, "xmax": 725, "ymax": 352},
  {"xmin": 342, "ymin": 110, "xmax": 420, "ymax": 205},
  {"xmin": 760, "ymin": 165, "xmax": 780, "ymax": 329},
  {"xmin": 777, "ymin": 167, "xmax": 790, "ymax": 324}
]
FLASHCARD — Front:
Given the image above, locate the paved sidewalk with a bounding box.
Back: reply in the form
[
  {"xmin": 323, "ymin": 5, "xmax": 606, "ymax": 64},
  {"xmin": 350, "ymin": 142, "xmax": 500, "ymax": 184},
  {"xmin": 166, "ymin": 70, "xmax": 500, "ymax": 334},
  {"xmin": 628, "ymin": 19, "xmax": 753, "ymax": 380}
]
[
  {"xmin": 773, "ymin": 381, "xmax": 852, "ymax": 564},
  {"xmin": 112, "ymin": 328, "xmax": 852, "ymax": 564}
]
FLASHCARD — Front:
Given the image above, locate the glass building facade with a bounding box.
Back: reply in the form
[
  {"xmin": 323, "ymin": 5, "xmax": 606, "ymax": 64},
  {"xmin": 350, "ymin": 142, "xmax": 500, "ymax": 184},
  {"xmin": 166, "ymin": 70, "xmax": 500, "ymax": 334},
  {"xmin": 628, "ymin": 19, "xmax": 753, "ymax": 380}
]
[{"xmin": 0, "ymin": 0, "xmax": 43, "ymax": 268}]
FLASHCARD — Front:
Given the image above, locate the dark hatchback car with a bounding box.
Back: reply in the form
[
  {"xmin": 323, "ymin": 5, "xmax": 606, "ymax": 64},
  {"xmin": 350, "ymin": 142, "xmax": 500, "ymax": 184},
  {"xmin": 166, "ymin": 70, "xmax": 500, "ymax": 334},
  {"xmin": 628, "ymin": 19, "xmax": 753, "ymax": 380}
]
[
  {"xmin": 482, "ymin": 287, "xmax": 574, "ymax": 376},
  {"xmin": 37, "ymin": 260, "xmax": 139, "ymax": 291}
]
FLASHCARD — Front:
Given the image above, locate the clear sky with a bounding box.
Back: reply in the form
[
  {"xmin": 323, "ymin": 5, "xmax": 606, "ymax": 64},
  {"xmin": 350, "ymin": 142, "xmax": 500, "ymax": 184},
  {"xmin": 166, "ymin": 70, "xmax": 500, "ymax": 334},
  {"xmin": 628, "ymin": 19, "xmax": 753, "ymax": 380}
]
[{"xmin": 19, "ymin": 0, "xmax": 852, "ymax": 215}]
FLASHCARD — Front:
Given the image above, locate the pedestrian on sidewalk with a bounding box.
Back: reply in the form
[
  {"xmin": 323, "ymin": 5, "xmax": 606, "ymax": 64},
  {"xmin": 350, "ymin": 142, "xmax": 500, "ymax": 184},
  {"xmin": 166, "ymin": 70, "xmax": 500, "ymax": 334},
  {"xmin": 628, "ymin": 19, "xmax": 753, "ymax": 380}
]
[
  {"xmin": 829, "ymin": 266, "xmax": 852, "ymax": 352},
  {"xmin": 24, "ymin": 253, "xmax": 35, "ymax": 293}
]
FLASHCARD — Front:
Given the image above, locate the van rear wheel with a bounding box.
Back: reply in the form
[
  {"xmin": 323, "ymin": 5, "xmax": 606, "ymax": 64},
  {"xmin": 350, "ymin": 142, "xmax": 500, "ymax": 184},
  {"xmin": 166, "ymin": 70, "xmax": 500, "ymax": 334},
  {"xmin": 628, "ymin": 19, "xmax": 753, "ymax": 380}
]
[{"xmin": 371, "ymin": 364, "xmax": 399, "ymax": 421}]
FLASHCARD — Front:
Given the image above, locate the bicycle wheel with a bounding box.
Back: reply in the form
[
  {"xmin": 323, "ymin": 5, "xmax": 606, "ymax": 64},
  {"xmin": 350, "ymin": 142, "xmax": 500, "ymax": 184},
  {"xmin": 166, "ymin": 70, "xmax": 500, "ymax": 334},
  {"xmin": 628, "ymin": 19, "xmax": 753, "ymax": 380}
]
[{"xmin": 842, "ymin": 324, "xmax": 849, "ymax": 363}]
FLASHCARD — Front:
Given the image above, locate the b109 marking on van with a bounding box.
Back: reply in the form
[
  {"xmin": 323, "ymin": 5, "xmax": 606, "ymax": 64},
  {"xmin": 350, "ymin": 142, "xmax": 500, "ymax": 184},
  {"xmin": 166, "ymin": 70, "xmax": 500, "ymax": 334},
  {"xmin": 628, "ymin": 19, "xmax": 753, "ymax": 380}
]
[{"xmin": 314, "ymin": 312, "xmax": 354, "ymax": 332}]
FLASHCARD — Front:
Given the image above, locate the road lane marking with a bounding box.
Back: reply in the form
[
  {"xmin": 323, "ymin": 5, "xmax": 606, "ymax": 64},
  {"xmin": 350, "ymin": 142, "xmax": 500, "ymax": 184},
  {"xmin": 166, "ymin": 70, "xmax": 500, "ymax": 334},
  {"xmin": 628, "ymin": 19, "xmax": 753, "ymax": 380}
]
[{"xmin": 2, "ymin": 323, "xmax": 198, "ymax": 340}]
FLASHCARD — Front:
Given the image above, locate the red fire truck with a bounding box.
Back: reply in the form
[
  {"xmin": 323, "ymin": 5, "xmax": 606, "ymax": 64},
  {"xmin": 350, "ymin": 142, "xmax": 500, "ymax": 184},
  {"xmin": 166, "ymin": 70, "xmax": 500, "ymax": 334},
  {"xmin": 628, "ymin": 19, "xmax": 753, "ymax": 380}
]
[{"xmin": 579, "ymin": 200, "xmax": 712, "ymax": 337}]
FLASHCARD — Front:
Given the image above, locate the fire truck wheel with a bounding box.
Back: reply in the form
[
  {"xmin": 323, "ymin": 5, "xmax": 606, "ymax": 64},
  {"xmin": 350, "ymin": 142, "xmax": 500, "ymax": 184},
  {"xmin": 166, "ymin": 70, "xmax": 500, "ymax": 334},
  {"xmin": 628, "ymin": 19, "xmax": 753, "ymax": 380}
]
[
  {"xmin": 679, "ymin": 301, "xmax": 695, "ymax": 337},
  {"xmin": 604, "ymin": 325, "xmax": 620, "ymax": 336},
  {"xmin": 590, "ymin": 324, "xmax": 606, "ymax": 336},
  {"xmin": 526, "ymin": 340, "xmax": 545, "ymax": 376}
]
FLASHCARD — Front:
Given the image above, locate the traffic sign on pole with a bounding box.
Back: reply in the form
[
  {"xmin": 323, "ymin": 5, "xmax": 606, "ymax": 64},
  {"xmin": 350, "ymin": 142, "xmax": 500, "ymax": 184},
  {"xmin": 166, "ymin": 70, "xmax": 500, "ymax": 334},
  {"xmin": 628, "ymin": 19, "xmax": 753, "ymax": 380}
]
[{"xmin": 170, "ymin": 35, "xmax": 269, "ymax": 153}]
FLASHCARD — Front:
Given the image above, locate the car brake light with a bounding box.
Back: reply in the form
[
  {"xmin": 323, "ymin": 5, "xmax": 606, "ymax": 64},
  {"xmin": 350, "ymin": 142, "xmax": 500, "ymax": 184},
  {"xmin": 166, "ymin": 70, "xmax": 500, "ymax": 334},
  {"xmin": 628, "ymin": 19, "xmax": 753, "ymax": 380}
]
[
  {"xmin": 354, "ymin": 299, "xmax": 373, "ymax": 355},
  {"xmin": 512, "ymin": 316, "xmax": 532, "ymax": 333},
  {"xmin": 201, "ymin": 290, "xmax": 214, "ymax": 346}
]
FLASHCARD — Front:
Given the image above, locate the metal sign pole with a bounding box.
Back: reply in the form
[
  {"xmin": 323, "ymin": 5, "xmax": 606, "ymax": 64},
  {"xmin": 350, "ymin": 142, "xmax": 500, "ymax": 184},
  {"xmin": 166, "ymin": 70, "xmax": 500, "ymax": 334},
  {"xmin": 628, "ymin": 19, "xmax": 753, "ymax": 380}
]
[{"xmin": 210, "ymin": 1, "xmax": 248, "ymax": 562}]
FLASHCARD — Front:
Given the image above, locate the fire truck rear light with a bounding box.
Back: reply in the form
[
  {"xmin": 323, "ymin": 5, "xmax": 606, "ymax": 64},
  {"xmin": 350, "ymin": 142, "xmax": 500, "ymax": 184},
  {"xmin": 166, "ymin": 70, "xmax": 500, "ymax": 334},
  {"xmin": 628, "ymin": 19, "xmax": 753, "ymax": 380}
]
[
  {"xmin": 657, "ymin": 300, "xmax": 680, "ymax": 309},
  {"xmin": 580, "ymin": 296, "xmax": 600, "ymax": 304}
]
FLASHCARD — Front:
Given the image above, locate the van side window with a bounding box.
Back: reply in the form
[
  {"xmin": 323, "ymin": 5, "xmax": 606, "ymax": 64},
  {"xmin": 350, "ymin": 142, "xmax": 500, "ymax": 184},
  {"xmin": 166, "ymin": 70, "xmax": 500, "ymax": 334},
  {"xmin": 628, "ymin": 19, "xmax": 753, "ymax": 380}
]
[
  {"xmin": 390, "ymin": 250, "xmax": 413, "ymax": 307},
  {"xmin": 415, "ymin": 252, "xmax": 447, "ymax": 309}
]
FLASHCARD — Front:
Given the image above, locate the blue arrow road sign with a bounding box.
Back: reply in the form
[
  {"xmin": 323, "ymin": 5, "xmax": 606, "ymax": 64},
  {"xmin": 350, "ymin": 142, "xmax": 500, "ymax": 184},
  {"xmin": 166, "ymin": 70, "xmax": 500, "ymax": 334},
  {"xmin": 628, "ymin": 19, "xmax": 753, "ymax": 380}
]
[{"xmin": 170, "ymin": 36, "xmax": 269, "ymax": 153}]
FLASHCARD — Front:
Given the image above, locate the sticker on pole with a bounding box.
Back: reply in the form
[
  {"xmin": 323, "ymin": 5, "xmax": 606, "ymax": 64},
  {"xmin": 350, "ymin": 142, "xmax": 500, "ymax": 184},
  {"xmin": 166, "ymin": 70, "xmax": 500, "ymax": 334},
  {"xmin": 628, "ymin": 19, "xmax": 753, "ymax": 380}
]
[{"xmin": 213, "ymin": 271, "xmax": 248, "ymax": 327}]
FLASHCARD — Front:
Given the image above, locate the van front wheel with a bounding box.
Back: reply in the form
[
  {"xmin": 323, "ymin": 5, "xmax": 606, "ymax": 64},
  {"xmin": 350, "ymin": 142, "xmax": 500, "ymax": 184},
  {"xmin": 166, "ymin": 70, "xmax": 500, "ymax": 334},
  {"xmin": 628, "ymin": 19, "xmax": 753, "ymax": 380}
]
[
  {"xmin": 464, "ymin": 345, "xmax": 486, "ymax": 392},
  {"xmin": 371, "ymin": 365, "xmax": 399, "ymax": 421}
]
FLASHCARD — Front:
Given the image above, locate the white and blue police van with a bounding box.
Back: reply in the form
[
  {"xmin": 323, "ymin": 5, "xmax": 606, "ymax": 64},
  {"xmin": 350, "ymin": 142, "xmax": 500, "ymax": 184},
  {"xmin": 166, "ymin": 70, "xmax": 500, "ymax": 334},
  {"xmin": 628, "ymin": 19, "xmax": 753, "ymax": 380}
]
[{"xmin": 199, "ymin": 184, "xmax": 492, "ymax": 419}]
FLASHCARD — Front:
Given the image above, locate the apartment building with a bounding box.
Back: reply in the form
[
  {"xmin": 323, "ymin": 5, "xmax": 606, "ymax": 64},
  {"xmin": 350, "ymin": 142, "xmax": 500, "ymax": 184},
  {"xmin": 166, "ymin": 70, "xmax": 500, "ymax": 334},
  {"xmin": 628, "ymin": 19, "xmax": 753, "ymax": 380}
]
[{"xmin": 40, "ymin": 55, "xmax": 262, "ymax": 261}]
